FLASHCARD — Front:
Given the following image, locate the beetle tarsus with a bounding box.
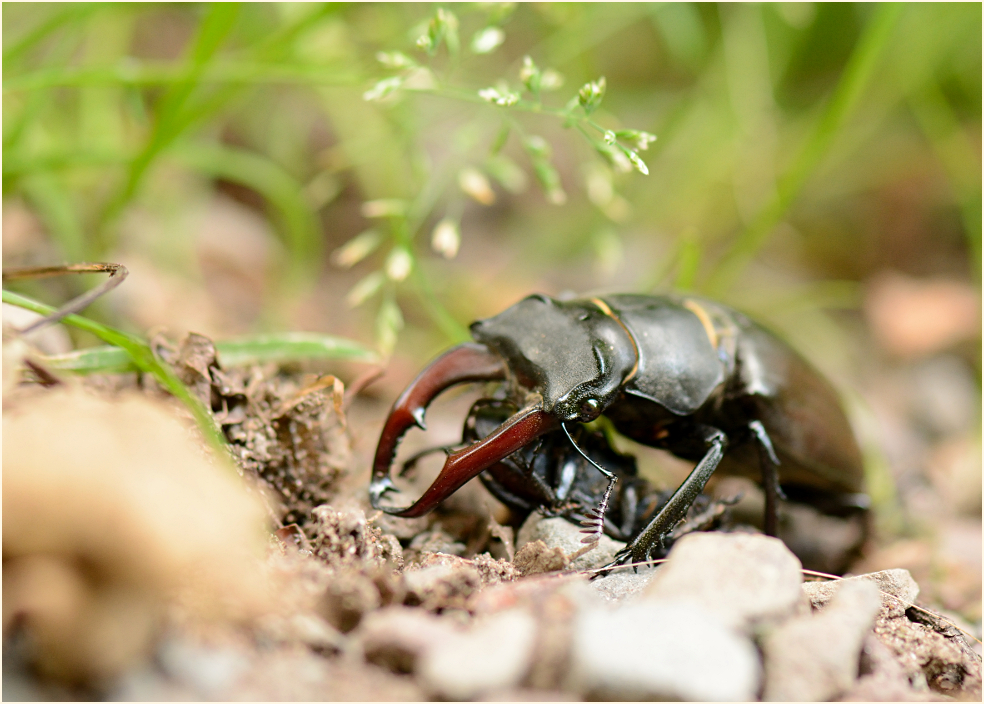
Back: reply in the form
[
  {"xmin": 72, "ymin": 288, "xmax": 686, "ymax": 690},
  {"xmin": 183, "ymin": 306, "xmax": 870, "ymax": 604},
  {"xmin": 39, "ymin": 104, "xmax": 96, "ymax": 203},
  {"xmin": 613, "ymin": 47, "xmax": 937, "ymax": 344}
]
[{"xmin": 579, "ymin": 475, "xmax": 616, "ymax": 544}]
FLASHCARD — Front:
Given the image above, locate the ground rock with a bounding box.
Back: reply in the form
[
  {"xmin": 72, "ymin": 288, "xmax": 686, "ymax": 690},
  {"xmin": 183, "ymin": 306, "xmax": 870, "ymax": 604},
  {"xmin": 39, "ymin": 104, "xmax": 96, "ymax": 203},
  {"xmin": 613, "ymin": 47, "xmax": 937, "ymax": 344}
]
[
  {"xmin": 418, "ymin": 608, "xmax": 538, "ymax": 699},
  {"xmin": 516, "ymin": 514, "xmax": 623, "ymax": 571},
  {"xmin": 589, "ymin": 566, "xmax": 659, "ymax": 603},
  {"xmin": 403, "ymin": 559, "xmax": 482, "ymax": 612},
  {"xmin": 803, "ymin": 568, "xmax": 919, "ymax": 619},
  {"xmin": 402, "ymin": 553, "xmax": 518, "ymax": 612},
  {"xmin": 308, "ymin": 505, "xmax": 403, "ymax": 571},
  {"xmin": 357, "ymin": 605, "xmax": 460, "ymax": 673},
  {"xmin": 803, "ymin": 569, "xmax": 981, "ymax": 699},
  {"xmin": 874, "ymin": 608, "xmax": 982, "ymax": 699},
  {"xmin": 255, "ymin": 612, "xmax": 346, "ymax": 654},
  {"xmin": 469, "ymin": 574, "xmax": 599, "ymax": 615},
  {"xmin": 227, "ymin": 646, "xmax": 424, "ymax": 701},
  {"xmin": 477, "ymin": 687, "xmax": 579, "ymax": 701},
  {"xmin": 319, "ymin": 571, "xmax": 382, "ymax": 632},
  {"xmin": 839, "ymin": 633, "xmax": 939, "ymax": 701},
  {"xmin": 156, "ymin": 637, "xmax": 251, "ymax": 697},
  {"xmin": 469, "ymin": 574, "xmax": 601, "ymax": 690},
  {"xmin": 568, "ymin": 601, "xmax": 760, "ymax": 701},
  {"xmin": 761, "ymin": 579, "xmax": 881, "ymax": 701},
  {"xmin": 407, "ymin": 530, "xmax": 466, "ymax": 558},
  {"xmin": 416, "ymin": 552, "xmax": 520, "ymax": 587},
  {"xmin": 643, "ymin": 532, "xmax": 803, "ymax": 631},
  {"xmin": 514, "ymin": 539, "xmax": 569, "ymax": 575}
]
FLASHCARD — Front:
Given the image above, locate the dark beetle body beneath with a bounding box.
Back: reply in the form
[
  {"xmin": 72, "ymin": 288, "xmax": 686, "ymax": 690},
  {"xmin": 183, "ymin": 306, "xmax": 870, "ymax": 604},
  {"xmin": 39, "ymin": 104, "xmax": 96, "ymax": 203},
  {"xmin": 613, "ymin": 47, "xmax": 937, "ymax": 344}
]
[
  {"xmin": 371, "ymin": 293, "xmax": 868, "ymax": 567},
  {"xmin": 464, "ymin": 399, "xmax": 671, "ymax": 542},
  {"xmin": 462, "ymin": 398, "xmax": 731, "ymax": 547}
]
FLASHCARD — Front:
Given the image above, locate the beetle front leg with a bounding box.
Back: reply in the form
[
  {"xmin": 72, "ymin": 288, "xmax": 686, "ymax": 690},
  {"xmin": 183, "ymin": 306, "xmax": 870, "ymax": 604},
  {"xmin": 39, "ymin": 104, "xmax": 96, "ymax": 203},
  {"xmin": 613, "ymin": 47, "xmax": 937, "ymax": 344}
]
[{"xmin": 606, "ymin": 426, "xmax": 728, "ymax": 570}]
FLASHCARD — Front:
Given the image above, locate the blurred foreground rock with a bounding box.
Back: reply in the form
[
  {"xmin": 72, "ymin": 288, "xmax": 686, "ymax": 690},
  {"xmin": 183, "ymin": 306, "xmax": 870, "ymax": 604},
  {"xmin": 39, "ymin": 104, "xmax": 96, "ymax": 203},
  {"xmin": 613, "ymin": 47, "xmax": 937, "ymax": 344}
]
[{"xmin": 3, "ymin": 387, "xmax": 271, "ymax": 684}]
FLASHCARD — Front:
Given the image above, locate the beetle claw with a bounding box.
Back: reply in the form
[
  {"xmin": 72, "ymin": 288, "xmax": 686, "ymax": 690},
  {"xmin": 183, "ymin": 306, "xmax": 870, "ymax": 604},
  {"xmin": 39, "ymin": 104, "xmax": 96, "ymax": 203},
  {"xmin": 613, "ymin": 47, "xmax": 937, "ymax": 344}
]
[
  {"xmin": 376, "ymin": 406, "xmax": 559, "ymax": 518},
  {"xmin": 368, "ymin": 475, "xmax": 397, "ymax": 507},
  {"xmin": 370, "ymin": 343, "xmax": 507, "ymax": 511}
]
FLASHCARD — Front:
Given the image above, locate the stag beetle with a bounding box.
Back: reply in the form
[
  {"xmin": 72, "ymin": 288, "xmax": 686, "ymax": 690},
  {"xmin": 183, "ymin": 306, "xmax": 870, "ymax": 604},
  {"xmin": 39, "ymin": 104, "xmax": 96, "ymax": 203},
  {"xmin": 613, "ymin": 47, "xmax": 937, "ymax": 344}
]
[{"xmin": 370, "ymin": 293, "xmax": 868, "ymax": 567}]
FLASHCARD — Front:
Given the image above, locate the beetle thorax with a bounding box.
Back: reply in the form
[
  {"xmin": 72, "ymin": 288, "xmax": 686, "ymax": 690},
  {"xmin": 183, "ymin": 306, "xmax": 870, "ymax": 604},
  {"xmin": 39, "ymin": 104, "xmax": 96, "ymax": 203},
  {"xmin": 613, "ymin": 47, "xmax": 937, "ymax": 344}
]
[{"xmin": 470, "ymin": 295, "xmax": 637, "ymax": 422}]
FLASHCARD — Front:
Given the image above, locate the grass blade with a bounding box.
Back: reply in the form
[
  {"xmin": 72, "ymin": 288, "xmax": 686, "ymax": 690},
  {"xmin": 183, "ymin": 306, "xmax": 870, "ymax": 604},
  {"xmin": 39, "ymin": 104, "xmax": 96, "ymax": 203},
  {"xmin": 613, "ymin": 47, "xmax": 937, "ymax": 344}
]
[
  {"xmin": 37, "ymin": 332, "xmax": 378, "ymax": 374},
  {"xmin": 2, "ymin": 289, "xmax": 229, "ymax": 457},
  {"xmin": 173, "ymin": 142, "xmax": 323, "ymax": 286},
  {"xmin": 215, "ymin": 333, "xmax": 379, "ymax": 366},
  {"xmin": 708, "ymin": 3, "xmax": 904, "ymax": 295}
]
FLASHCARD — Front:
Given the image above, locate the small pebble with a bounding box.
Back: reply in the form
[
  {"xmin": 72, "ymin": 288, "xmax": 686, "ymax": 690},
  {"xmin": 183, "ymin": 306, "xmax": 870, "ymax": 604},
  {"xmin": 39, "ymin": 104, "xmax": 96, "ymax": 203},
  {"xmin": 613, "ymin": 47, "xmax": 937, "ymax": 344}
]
[
  {"xmin": 568, "ymin": 601, "xmax": 760, "ymax": 701},
  {"xmin": 403, "ymin": 562, "xmax": 482, "ymax": 611},
  {"xmin": 357, "ymin": 605, "xmax": 459, "ymax": 673},
  {"xmin": 802, "ymin": 568, "xmax": 919, "ymax": 619},
  {"xmin": 157, "ymin": 638, "xmax": 250, "ymax": 697},
  {"xmin": 516, "ymin": 514, "xmax": 623, "ymax": 571},
  {"xmin": 589, "ymin": 565, "xmax": 658, "ymax": 602},
  {"xmin": 644, "ymin": 532, "xmax": 803, "ymax": 631},
  {"xmin": 418, "ymin": 608, "xmax": 538, "ymax": 699},
  {"xmin": 761, "ymin": 579, "xmax": 881, "ymax": 701}
]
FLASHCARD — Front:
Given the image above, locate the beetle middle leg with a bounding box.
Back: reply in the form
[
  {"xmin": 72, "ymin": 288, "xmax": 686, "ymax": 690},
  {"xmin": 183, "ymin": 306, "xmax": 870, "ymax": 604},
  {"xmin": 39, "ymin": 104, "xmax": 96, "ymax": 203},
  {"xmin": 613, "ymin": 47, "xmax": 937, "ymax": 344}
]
[
  {"xmin": 606, "ymin": 425, "xmax": 728, "ymax": 570},
  {"xmin": 749, "ymin": 419, "xmax": 785, "ymax": 537}
]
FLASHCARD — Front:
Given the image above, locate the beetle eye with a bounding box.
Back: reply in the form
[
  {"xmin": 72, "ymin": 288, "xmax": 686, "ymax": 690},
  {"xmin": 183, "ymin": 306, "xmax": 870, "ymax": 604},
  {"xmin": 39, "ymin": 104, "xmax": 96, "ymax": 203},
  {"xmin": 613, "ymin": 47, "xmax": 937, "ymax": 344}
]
[{"xmin": 580, "ymin": 398, "xmax": 601, "ymax": 421}]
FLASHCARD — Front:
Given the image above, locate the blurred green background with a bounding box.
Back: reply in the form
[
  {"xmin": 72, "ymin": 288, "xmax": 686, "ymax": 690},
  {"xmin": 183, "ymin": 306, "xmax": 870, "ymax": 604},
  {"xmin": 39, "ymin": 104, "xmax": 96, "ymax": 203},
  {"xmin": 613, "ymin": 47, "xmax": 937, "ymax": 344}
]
[{"xmin": 3, "ymin": 3, "xmax": 982, "ymax": 618}]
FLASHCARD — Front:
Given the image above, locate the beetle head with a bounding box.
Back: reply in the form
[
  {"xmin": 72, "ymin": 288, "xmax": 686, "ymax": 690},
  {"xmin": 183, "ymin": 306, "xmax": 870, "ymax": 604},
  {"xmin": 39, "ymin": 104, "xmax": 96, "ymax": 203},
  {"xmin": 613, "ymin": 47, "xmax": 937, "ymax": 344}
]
[{"xmin": 470, "ymin": 294, "xmax": 636, "ymax": 422}]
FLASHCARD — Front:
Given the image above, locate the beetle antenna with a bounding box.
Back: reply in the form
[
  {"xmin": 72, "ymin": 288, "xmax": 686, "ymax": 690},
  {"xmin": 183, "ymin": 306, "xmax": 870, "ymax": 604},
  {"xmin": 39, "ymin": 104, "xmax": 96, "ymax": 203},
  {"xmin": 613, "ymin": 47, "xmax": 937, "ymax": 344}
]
[{"xmin": 562, "ymin": 423, "xmax": 617, "ymax": 544}]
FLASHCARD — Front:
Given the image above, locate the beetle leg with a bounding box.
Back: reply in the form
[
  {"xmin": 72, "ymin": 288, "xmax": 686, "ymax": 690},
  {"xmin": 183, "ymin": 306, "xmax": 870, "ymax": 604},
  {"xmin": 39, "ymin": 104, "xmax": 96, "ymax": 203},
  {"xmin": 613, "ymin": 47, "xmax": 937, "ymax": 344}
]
[
  {"xmin": 605, "ymin": 426, "xmax": 728, "ymax": 572},
  {"xmin": 370, "ymin": 343, "xmax": 507, "ymax": 508},
  {"xmin": 749, "ymin": 420, "xmax": 785, "ymax": 537},
  {"xmin": 377, "ymin": 406, "xmax": 559, "ymax": 517}
]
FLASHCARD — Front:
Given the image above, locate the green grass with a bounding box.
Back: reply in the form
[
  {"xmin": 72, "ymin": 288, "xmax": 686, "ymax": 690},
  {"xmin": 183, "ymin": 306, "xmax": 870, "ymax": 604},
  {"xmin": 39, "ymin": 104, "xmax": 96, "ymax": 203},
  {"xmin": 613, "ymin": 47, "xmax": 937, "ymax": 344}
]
[
  {"xmin": 3, "ymin": 3, "xmax": 979, "ymax": 353},
  {"xmin": 3, "ymin": 287, "xmax": 229, "ymax": 455}
]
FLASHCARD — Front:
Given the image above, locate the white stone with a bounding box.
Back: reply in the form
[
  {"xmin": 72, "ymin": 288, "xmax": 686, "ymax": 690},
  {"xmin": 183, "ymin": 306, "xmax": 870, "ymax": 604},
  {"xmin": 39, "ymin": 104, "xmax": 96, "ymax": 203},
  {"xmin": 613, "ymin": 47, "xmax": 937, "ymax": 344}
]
[
  {"xmin": 761, "ymin": 580, "xmax": 881, "ymax": 701},
  {"xmin": 516, "ymin": 514, "xmax": 624, "ymax": 571},
  {"xmin": 644, "ymin": 531, "xmax": 803, "ymax": 631},
  {"xmin": 568, "ymin": 601, "xmax": 761, "ymax": 701},
  {"xmin": 418, "ymin": 608, "xmax": 538, "ymax": 699}
]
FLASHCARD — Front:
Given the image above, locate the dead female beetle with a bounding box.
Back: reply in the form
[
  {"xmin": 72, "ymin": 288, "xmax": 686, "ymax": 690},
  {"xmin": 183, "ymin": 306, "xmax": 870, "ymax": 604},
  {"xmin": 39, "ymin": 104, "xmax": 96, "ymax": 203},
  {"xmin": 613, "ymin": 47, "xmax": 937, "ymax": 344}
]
[{"xmin": 370, "ymin": 293, "xmax": 868, "ymax": 568}]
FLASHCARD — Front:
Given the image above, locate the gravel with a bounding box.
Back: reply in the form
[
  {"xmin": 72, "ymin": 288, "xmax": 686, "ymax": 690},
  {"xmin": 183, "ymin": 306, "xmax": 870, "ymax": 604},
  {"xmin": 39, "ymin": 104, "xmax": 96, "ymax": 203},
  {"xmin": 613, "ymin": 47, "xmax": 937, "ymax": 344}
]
[{"xmin": 802, "ymin": 568, "xmax": 919, "ymax": 618}]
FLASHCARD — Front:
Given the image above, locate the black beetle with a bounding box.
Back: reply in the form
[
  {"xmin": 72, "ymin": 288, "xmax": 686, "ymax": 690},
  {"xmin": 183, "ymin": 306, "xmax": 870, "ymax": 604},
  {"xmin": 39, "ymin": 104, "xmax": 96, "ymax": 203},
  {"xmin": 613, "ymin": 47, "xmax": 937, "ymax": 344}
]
[{"xmin": 370, "ymin": 293, "xmax": 868, "ymax": 567}]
